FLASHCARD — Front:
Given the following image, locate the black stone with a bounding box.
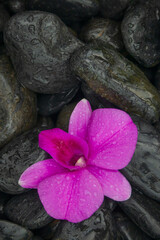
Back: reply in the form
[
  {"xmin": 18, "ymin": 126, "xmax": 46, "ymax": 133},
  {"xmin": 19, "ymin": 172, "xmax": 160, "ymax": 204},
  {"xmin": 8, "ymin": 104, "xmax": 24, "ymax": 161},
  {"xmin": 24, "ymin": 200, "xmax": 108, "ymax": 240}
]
[
  {"xmin": 8, "ymin": 0, "xmax": 25, "ymax": 13},
  {"xmin": 0, "ymin": 54, "xmax": 37, "ymax": 148},
  {"xmin": 122, "ymin": 116, "xmax": 160, "ymax": 202},
  {"xmin": 38, "ymin": 86, "xmax": 79, "ymax": 116},
  {"xmin": 154, "ymin": 64, "xmax": 160, "ymax": 91},
  {"xmin": 114, "ymin": 211, "xmax": 152, "ymax": 240},
  {"xmin": 0, "ymin": 192, "xmax": 10, "ymax": 218},
  {"xmin": 119, "ymin": 188, "xmax": 160, "ymax": 238},
  {"xmin": 121, "ymin": 1, "xmax": 160, "ymax": 67},
  {"xmin": 4, "ymin": 11, "xmax": 83, "ymax": 94},
  {"xmin": 0, "ymin": 220, "xmax": 33, "ymax": 240},
  {"xmin": 25, "ymin": 0, "xmax": 99, "ymax": 23},
  {"xmin": 80, "ymin": 18, "xmax": 124, "ymax": 51},
  {"xmin": 52, "ymin": 199, "xmax": 117, "ymax": 240},
  {"xmin": 35, "ymin": 220, "xmax": 60, "ymax": 240},
  {"xmin": 70, "ymin": 45, "xmax": 160, "ymax": 123},
  {"xmin": 4, "ymin": 190, "xmax": 53, "ymax": 229},
  {"xmin": 99, "ymin": 0, "xmax": 129, "ymax": 20},
  {"xmin": 0, "ymin": 117, "xmax": 53, "ymax": 195}
]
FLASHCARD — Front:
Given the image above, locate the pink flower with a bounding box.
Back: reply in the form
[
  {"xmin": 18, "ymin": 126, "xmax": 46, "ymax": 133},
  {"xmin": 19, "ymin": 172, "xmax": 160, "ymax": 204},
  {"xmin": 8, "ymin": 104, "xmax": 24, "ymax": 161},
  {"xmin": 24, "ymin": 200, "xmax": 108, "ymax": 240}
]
[{"xmin": 19, "ymin": 99, "xmax": 138, "ymax": 223}]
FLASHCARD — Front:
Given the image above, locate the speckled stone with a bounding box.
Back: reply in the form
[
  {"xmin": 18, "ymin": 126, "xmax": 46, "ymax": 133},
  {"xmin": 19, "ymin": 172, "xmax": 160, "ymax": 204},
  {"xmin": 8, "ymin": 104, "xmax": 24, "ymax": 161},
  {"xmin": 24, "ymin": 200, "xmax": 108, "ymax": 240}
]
[
  {"xmin": 122, "ymin": 116, "xmax": 160, "ymax": 202},
  {"xmin": 70, "ymin": 45, "xmax": 160, "ymax": 123},
  {"xmin": 25, "ymin": 0, "xmax": 99, "ymax": 23},
  {"xmin": 4, "ymin": 190, "xmax": 53, "ymax": 229},
  {"xmin": 4, "ymin": 11, "xmax": 83, "ymax": 94},
  {"xmin": 121, "ymin": 1, "xmax": 160, "ymax": 67},
  {"xmin": 0, "ymin": 54, "xmax": 37, "ymax": 148},
  {"xmin": 8, "ymin": 0, "xmax": 25, "ymax": 13},
  {"xmin": 80, "ymin": 18, "xmax": 124, "ymax": 51},
  {"xmin": 0, "ymin": 117, "xmax": 53, "ymax": 195},
  {"xmin": 0, "ymin": 220, "xmax": 33, "ymax": 240}
]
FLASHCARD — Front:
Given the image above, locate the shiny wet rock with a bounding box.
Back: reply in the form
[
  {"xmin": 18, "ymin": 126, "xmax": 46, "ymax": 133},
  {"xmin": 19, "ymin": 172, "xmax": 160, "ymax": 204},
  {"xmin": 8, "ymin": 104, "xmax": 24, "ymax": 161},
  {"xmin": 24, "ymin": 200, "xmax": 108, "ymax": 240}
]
[
  {"xmin": 121, "ymin": 1, "xmax": 160, "ymax": 67},
  {"xmin": 0, "ymin": 54, "xmax": 37, "ymax": 148},
  {"xmin": 4, "ymin": 11, "xmax": 83, "ymax": 94},
  {"xmin": 0, "ymin": 117, "xmax": 53, "ymax": 194},
  {"xmin": 4, "ymin": 190, "xmax": 53, "ymax": 229},
  {"xmin": 70, "ymin": 45, "xmax": 160, "ymax": 123}
]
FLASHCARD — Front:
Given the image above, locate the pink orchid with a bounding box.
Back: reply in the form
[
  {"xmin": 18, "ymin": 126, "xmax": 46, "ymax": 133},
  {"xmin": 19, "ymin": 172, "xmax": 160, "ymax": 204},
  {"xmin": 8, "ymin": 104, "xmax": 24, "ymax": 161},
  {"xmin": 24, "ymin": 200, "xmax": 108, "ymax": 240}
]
[{"xmin": 19, "ymin": 99, "xmax": 138, "ymax": 223}]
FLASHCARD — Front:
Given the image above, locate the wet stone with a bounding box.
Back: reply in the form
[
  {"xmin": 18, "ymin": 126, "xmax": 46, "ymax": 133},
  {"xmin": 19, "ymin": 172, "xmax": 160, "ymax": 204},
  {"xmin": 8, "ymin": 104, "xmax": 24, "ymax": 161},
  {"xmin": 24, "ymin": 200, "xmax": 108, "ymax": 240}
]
[
  {"xmin": 8, "ymin": 0, "xmax": 25, "ymax": 13},
  {"xmin": 52, "ymin": 199, "xmax": 117, "ymax": 240},
  {"xmin": 0, "ymin": 220, "xmax": 33, "ymax": 240},
  {"xmin": 4, "ymin": 190, "xmax": 53, "ymax": 229},
  {"xmin": 0, "ymin": 192, "xmax": 10, "ymax": 218},
  {"xmin": 38, "ymin": 86, "xmax": 79, "ymax": 116},
  {"xmin": 35, "ymin": 220, "xmax": 60, "ymax": 240},
  {"xmin": 0, "ymin": 54, "xmax": 37, "ymax": 148},
  {"xmin": 114, "ymin": 211, "xmax": 152, "ymax": 240},
  {"xmin": 121, "ymin": 1, "xmax": 160, "ymax": 67},
  {"xmin": 80, "ymin": 18, "xmax": 124, "ymax": 51},
  {"xmin": 56, "ymin": 102, "xmax": 77, "ymax": 132},
  {"xmin": 4, "ymin": 11, "xmax": 83, "ymax": 94},
  {"xmin": 70, "ymin": 45, "xmax": 160, "ymax": 123},
  {"xmin": 119, "ymin": 188, "xmax": 160, "ymax": 238},
  {"xmin": 99, "ymin": 0, "xmax": 129, "ymax": 20},
  {"xmin": 0, "ymin": 117, "xmax": 53, "ymax": 195},
  {"xmin": 0, "ymin": 4, "xmax": 9, "ymax": 43},
  {"xmin": 154, "ymin": 64, "xmax": 160, "ymax": 92},
  {"xmin": 25, "ymin": 0, "xmax": 99, "ymax": 23},
  {"xmin": 122, "ymin": 116, "xmax": 160, "ymax": 202},
  {"xmin": 81, "ymin": 82, "xmax": 116, "ymax": 110}
]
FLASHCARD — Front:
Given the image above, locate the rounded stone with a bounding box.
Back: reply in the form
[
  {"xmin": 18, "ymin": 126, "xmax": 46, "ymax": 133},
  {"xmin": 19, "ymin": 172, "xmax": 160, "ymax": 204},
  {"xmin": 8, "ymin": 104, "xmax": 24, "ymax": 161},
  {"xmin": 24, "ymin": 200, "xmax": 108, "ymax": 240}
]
[
  {"xmin": 4, "ymin": 11, "xmax": 83, "ymax": 94},
  {"xmin": 121, "ymin": 1, "xmax": 160, "ymax": 67},
  {"xmin": 0, "ymin": 54, "xmax": 37, "ymax": 148},
  {"xmin": 0, "ymin": 117, "xmax": 53, "ymax": 194},
  {"xmin": 0, "ymin": 220, "xmax": 33, "ymax": 240},
  {"xmin": 8, "ymin": 0, "xmax": 25, "ymax": 13},
  {"xmin": 70, "ymin": 45, "xmax": 160, "ymax": 123},
  {"xmin": 4, "ymin": 190, "xmax": 53, "ymax": 229}
]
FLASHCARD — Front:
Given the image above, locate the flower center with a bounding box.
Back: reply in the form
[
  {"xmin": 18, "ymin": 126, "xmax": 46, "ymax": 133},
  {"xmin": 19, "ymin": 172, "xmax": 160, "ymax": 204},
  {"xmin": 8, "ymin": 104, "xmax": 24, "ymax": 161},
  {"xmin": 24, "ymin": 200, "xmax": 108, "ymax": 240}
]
[{"xmin": 69, "ymin": 155, "xmax": 86, "ymax": 168}]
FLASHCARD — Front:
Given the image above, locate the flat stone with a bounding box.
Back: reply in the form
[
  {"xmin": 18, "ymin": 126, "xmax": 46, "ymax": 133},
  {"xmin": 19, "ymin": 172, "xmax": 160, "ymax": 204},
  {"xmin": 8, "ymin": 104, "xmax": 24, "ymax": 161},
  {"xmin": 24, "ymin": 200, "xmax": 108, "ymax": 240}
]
[
  {"xmin": 122, "ymin": 116, "xmax": 160, "ymax": 202},
  {"xmin": 119, "ymin": 188, "xmax": 160, "ymax": 238},
  {"xmin": 0, "ymin": 117, "xmax": 53, "ymax": 194},
  {"xmin": 80, "ymin": 18, "xmax": 124, "ymax": 51},
  {"xmin": 25, "ymin": 0, "xmax": 99, "ymax": 23},
  {"xmin": 0, "ymin": 220, "xmax": 33, "ymax": 240},
  {"xmin": 4, "ymin": 190, "xmax": 53, "ymax": 229},
  {"xmin": 114, "ymin": 211, "xmax": 152, "ymax": 240},
  {"xmin": 121, "ymin": 1, "xmax": 160, "ymax": 67},
  {"xmin": 70, "ymin": 45, "xmax": 160, "ymax": 123},
  {"xmin": 4, "ymin": 11, "xmax": 83, "ymax": 93},
  {"xmin": 0, "ymin": 54, "xmax": 37, "ymax": 148}
]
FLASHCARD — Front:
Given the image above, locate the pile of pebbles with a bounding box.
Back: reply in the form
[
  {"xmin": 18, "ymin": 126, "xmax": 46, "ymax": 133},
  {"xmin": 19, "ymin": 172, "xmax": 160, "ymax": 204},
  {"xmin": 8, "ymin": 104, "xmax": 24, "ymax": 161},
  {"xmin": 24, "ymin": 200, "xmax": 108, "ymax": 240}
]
[{"xmin": 0, "ymin": 0, "xmax": 160, "ymax": 239}]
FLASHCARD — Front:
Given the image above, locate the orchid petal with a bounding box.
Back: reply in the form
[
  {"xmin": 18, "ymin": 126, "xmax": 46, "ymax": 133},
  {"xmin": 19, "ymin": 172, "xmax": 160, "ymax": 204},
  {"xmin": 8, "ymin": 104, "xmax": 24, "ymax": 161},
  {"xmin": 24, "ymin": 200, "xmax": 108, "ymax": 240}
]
[
  {"xmin": 68, "ymin": 99, "xmax": 92, "ymax": 140},
  {"xmin": 39, "ymin": 128, "xmax": 89, "ymax": 169},
  {"xmin": 88, "ymin": 166, "xmax": 131, "ymax": 201},
  {"xmin": 38, "ymin": 169, "xmax": 104, "ymax": 223},
  {"xmin": 19, "ymin": 159, "xmax": 67, "ymax": 189},
  {"xmin": 87, "ymin": 109, "xmax": 138, "ymax": 170}
]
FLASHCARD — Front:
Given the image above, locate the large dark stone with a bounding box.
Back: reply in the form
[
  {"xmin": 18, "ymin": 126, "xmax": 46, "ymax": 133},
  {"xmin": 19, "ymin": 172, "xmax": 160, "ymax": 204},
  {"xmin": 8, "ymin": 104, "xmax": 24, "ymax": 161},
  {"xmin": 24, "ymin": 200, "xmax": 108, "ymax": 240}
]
[
  {"xmin": 122, "ymin": 116, "xmax": 160, "ymax": 202},
  {"xmin": 80, "ymin": 18, "xmax": 124, "ymax": 51},
  {"xmin": 38, "ymin": 86, "xmax": 79, "ymax": 116},
  {"xmin": 99, "ymin": 0, "xmax": 129, "ymax": 20},
  {"xmin": 70, "ymin": 45, "xmax": 160, "ymax": 123},
  {"xmin": 114, "ymin": 211, "xmax": 152, "ymax": 240},
  {"xmin": 0, "ymin": 192, "xmax": 10, "ymax": 218},
  {"xmin": 121, "ymin": 1, "xmax": 160, "ymax": 67},
  {"xmin": 4, "ymin": 11, "xmax": 83, "ymax": 94},
  {"xmin": 52, "ymin": 198, "xmax": 117, "ymax": 240},
  {"xmin": 0, "ymin": 54, "xmax": 37, "ymax": 148},
  {"xmin": 0, "ymin": 220, "xmax": 33, "ymax": 240},
  {"xmin": 119, "ymin": 188, "xmax": 160, "ymax": 238},
  {"xmin": 0, "ymin": 117, "xmax": 53, "ymax": 195},
  {"xmin": 25, "ymin": 0, "xmax": 99, "ymax": 23},
  {"xmin": 4, "ymin": 190, "xmax": 53, "ymax": 229}
]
